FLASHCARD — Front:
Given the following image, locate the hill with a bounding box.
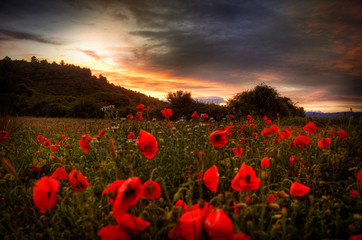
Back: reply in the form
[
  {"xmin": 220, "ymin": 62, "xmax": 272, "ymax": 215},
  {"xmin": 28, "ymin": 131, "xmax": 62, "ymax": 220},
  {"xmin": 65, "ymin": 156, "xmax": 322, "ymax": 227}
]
[{"xmin": 0, "ymin": 56, "xmax": 166, "ymax": 118}]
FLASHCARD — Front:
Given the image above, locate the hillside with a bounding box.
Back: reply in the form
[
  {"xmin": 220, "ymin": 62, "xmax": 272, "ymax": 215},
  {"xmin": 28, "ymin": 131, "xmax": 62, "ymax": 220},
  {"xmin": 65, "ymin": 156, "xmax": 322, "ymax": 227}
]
[{"xmin": 0, "ymin": 57, "xmax": 166, "ymax": 117}]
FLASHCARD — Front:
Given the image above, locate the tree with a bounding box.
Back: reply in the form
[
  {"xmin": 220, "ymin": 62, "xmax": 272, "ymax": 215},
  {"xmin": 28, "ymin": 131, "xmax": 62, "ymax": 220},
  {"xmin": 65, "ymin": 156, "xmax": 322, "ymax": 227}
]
[
  {"xmin": 31, "ymin": 56, "xmax": 39, "ymax": 63},
  {"xmin": 228, "ymin": 83, "xmax": 304, "ymax": 118},
  {"xmin": 166, "ymin": 90, "xmax": 195, "ymax": 119}
]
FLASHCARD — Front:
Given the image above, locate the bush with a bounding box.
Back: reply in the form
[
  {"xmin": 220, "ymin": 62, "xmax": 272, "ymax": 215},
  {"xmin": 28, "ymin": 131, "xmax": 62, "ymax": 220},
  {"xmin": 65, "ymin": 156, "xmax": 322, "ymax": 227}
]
[{"xmin": 70, "ymin": 98, "xmax": 102, "ymax": 118}]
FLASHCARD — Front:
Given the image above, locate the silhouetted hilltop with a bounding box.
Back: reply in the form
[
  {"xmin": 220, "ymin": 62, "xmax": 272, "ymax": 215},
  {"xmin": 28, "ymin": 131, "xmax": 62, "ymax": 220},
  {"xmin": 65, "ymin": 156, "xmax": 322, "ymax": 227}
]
[{"xmin": 0, "ymin": 56, "xmax": 166, "ymax": 117}]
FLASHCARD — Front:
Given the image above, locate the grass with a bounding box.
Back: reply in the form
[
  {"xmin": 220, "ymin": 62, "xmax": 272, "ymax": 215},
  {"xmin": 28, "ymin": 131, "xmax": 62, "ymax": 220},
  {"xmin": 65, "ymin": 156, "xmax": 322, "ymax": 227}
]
[{"xmin": 0, "ymin": 115, "xmax": 361, "ymax": 240}]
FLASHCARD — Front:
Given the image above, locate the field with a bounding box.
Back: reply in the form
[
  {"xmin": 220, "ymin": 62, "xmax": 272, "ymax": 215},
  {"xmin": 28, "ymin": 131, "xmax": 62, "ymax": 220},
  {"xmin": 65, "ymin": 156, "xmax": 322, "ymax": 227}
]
[{"xmin": 0, "ymin": 113, "xmax": 361, "ymax": 240}]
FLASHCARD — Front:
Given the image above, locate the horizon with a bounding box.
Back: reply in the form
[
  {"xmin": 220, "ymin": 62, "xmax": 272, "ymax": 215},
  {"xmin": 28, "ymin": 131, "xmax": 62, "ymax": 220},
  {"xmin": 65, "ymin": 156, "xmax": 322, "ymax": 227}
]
[{"xmin": 1, "ymin": 0, "xmax": 361, "ymax": 113}]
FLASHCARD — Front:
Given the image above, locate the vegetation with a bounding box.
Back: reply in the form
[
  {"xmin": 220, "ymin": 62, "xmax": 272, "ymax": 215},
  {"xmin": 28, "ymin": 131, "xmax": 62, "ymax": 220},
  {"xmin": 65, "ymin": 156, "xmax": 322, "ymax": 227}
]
[{"xmin": 0, "ymin": 113, "xmax": 361, "ymax": 239}]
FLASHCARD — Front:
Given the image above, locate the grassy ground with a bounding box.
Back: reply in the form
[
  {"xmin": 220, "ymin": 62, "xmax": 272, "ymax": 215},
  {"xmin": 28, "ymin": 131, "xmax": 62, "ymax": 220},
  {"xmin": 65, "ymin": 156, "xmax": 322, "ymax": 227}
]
[{"xmin": 0, "ymin": 115, "xmax": 361, "ymax": 240}]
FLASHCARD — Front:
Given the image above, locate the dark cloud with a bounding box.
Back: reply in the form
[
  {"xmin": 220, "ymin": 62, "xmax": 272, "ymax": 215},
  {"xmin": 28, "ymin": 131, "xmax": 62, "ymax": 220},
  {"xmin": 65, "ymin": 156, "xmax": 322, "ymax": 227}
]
[{"xmin": 0, "ymin": 29, "xmax": 63, "ymax": 45}]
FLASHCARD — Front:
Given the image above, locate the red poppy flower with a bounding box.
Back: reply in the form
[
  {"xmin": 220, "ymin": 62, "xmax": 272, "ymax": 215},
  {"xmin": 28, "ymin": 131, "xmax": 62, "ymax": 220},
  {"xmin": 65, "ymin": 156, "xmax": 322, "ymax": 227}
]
[
  {"xmin": 33, "ymin": 176, "xmax": 59, "ymax": 213},
  {"xmin": 247, "ymin": 114, "xmax": 252, "ymax": 119},
  {"xmin": 62, "ymin": 135, "xmax": 66, "ymax": 140},
  {"xmin": 204, "ymin": 209, "xmax": 234, "ymax": 240},
  {"xmin": 98, "ymin": 225, "xmax": 130, "ymax": 240},
  {"xmin": 68, "ymin": 169, "xmax": 91, "ymax": 192},
  {"xmin": 174, "ymin": 200, "xmax": 189, "ymax": 213},
  {"xmin": 102, "ymin": 180, "xmax": 126, "ymax": 206},
  {"xmin": 37, "ymin": 135, "xmax": 44, "ymax": 143},
  {"xmin": 230, "ymin": 114, "xmax": 235, "ymax": 119},
  {"xmin": 349, "ymin": 189, "xmax": 358, "ymax": 198},
  {"xmin": 191, "ymin": 111, "xmax": 199, "ymax": 120},
  {"xmin": 79, "ymin": 134, "xmax": 92, "ymax": 154},
  {"xmin": 280, "ymin": 130, "xmax": 292, "ymax": 139},
  {"xmin": 137, "ymin": 130, "xmax": 158, "ymax": 159},
  {"xmin": 113, "ymin": 177, "xmax": 142, "ymax": 223},
  {"xmin": 232, "ymin": 233, "xmax": 251, "ymax": 240},
  {"xmin": 231, "ymin": 163, "xmax": 261, "ymax": 191},
  {"xmin": 289, "ymin": 156, "xmax": 296, "ymax": 166},
  {"xmin": 128, "ymin": 132, "xmax": 136, "ymax": 139},
  {"xmin": 202, "ymin": 113, "xmax": 209, "ymax": 119},
  {"xmin": 265, "ymin": 120, "xmax": 271, "ymax": 125},
  {"xmin": 203, "ymin": 165, "xmax": 219, "ymax": 193},
  {"xmin": 338, "ymin": 129, "xmax": 349, "ymax": 140},
  {"xmin": 0, "ymin": 130, "xmax": 9, "ymax": 142},
  {"xmin": 293, "ymin": 136, "xmax": 311, "ymax": 147},
  {"xmin": 50, "ymin": 168, "xmax": 67, "ymax": 180},
  {"xmin": 270, "ymin": 124, "xmax": 279, "ymax": 133},
  {"xmin": 265, "ymin": 193, "xmax": 276, "ymax": 203},
  {"xmin": 142, "ymin": 180, "xmax": 161, "ymax": 200},
  {"xmin": 233, "ymin": 147, "xmax": 243, "ymax": 156},
  {"xmin": 161, "ymin": 108, "xmax": 173, "ymax": 119},
  {"xmin": 32, "ymin": 164, "xmax": 41, "ymax": 172},
  {"xmin": 303, "ymin": 121, "xmax": 317, "ymax": 134},
  {"xmin": 350, "ymin": 234, "xmax": 362, "ymax": 240},
  {"xmin": 174, "ymin": 208, "xmax": 203, "ymax": 240},
  {"xmin": 261, "ymin": 157, "xmax": 270, "ymax": 168},
  {"xmin": 290, "ymin": 182, "xmax": 310, "ymax": 197},
  {"xmin": 357, "ymin": 168, "xmax": 362, "ymax": 190},
  {"xmin": 209, "ymin": 130, "xmax": 229, "ymax": 147},
  {"xmin": 147, "ymin": 106, "xmax": 149, "ymax": 112},
  {"xmin": 117, "ymin": 213, "xmax": 150, "ymax": 235},
  {"xmin": 261, "ymin": 128, "xmax": 272, "ymax": 137},
  {"xmin": 263, "ymin": 115, "xmax": 268, "ymax": 120},
  {"xmin": 191, "ymin": 201, "xmax": 214, "ymax": 218},
  {"xmin": 328, "ymin": 130, "xmax": 335, "ymax": 136},
  {"xmin": 127, "ymin": 114, "xmax": 133, "ymax": 119},
  {"xmin": 136, "ymin": 104, "xmax": 144, "ymax": 112},
  {"xmin": 318, "ymin": 138, "xmax": 331, "ymax": 149},
  {"xmin": 42, "ymin": 138, "xmax": 50, "ymax": 147},
  {"xmin": 98, "ymin": 129, "xmax": 105, "ymax": 138}
]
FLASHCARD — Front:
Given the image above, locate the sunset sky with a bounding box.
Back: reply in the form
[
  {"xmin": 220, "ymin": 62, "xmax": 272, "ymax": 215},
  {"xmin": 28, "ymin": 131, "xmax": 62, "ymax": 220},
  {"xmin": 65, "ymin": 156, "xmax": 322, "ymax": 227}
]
[{"xmin": 1, "ymin": 0, "xmax": 361, "ymax": 112}]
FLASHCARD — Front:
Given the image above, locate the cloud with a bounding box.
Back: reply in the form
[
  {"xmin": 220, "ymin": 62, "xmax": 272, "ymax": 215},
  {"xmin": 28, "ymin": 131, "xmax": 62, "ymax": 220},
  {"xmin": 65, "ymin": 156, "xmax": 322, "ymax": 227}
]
[
  {"xmin": 0, "ymin": 28, "xmax": 63, "ymax": 45},
  {"xmin": 79, "ymin": 49, "xmax": 101, "ymax": 60}
]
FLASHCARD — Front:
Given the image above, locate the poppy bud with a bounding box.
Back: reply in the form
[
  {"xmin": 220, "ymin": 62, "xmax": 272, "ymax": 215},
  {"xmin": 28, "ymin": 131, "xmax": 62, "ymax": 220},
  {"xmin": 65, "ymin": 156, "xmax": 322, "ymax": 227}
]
[
  {"xmin": 217, "ymin": 193, "xmax": 224, "ymax": 203},
  {"xmin": 267, "ymin": 203, "xmax": 280, "ymax": 211}
]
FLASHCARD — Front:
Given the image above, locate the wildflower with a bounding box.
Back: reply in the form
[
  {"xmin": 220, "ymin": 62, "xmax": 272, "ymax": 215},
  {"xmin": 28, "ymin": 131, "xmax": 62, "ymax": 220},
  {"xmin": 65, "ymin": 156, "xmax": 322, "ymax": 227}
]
[
  {"xmin": 209, "ymin": 130, "xmax": 229, "ymax": 147},
  {"xmin": 293, "ymin": 136, "xmax": 311, "ymax": 147},
  {"xmin": 174, "ymin": 200, "xmax": 189, "ymax": 213},
  {"xmin": 303, "ymin": 122, "xmax": 317, "ymax": 134},
  {"xmin": 357, "ymin": 168, "xmax": 362, "ymax": 190},
  {"xmin": 266, "ymin": 193, "xmax": 277, "ymax": 203},
  {"xmin": 161, "ymin": 108, "xmax": 173, "ymax": 119},
  {"xmin": 37, "ymin": 135, "xmax": 44, "ymax": 143},
  {"xmin": 338, "ymin": 129, "xmax": 349, "ymax": 140},
  {"xmin": 270, "ymin": 124, "xmax": 279, "ymax": 133},
  {"xmin": 136, "ymin": 104, "xmax": 144, "ymax": 112},
  {"xmin": 32, "ymin": 164, "xmax": 41, "ymax": 172},
  {"xmin": 68, "ymin": 169, "xmax": 91, "ymax": 192},
  {"xmin": 261, "ymin": 157, "xmax": 270, "ymax": 168},
  {"xmin": 79, "ymin": 134, "xmax": 92, "ymax": 154},
  {"xmin": 33, "ymin": 176, "xmax": 59, "ymax": 213},
  {"xmin": 113, "ymin": 177, "xmax": 142, "ymax": 223},
  {"xmin": 142, "ymin": 180, "xmax": 161, "ymax": 200},
  {"xmin": 231, "ymin": 163, "xmax": 261, "ymax": 191},
  {"xmin": 290, "ymin": 182, "xmax": 310, "ymax": 197},
  {"xmin": 289, "ymin": 156, "xmax": 296, "ymax": 166},
  {"xmin": 62, "ymin": 135, "xmax": 66, "ymax": 140},
  {"xmin": 203, "ymin": 165, "xmax": 219, "ymax": 193},
  {"xmin": 232, "ymin": 233, "xmax": 251, "ymax": 240},
  {"xmin": 42, "ymin": 138, "xmax": 50, "ymax": 147},
  {"xmin": 102, "ymin": 180, "xmax": 126, "ymax": 206},
  {"xmin": 230, "ymin": 114, "xmax": 235, "ymax": 119},
  {"xmin": 247, "ymin": 114, "xmax": 252, "ymax": 120},
  {"xmin": 191, "ymin": 111, "xmax": 199, "ymax": 120},
  {"xmin": 137, "ymin": 130, "xmax": 158, "ymax": 159},
  {"xmin": 233, "ymin": 147, "xmax": 243, "ymax": 157},
  {"xmin": 98, "ymin": 225, "xmax": 129, "ymax": 240},
  {"xmin": 171, "ymin": 208, "xmax": 203, "ymax": 240},
  {"xmin": 318, "ymin": 138, "xmax": 331, "ymax": 149},
  {"xmin": 127, "ymin": 132, "xmax": 136, "ymax": 139},
  {"xmin": 127, "ymin": 114, "xmax": 133, "ymax": 119},
  {"xmin": 265, "ymin": 120, "xmax": 271, "ymax": 125},
  {"xmin": 0, "ymin": 130, "xmax": 9, "ymax": 142},
  {"xmin": 204, "ymin": 209, "xmax": 234, "ymax": 240},
  {"xmin": 280, "ymin": 130, "xmax": 292, "ymax": 139},
  {"xmin": 261, "ymin": 128, "xmax": 272, "ymax": 137},
  {"xmin": 350, "ymin": 189, "xmax": 358, "ymax": 198},
  {"xmin": 117, "ymin": 214, "xmax": 150, "ymax": 235},
  {"xmin": 202, "ymin": 113, "xmax": 209, "ymax": 119},
  {"xmin": 328, "ymin": 130, "xmax": 335, "ymax": 136},
  {"xmin": 263, "ymin": 115, "xmax": 268, "ymax": 120},
  {"xmin": 50, "ymin": 168, "xmax": 67, "ymax": 180},
  {"xmin": 98, "ymin": 129, "xmax": 105, "ymax": 138},
  {"xmin": 49, "ymin": 145, "xmax": 58, "ymax": 151}
]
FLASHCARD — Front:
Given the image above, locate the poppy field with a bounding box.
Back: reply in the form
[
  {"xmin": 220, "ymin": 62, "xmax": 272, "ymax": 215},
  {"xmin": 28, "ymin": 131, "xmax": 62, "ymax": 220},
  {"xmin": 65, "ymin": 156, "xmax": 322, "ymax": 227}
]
[{"xmin": 0, "ymin": 110, "xmax": 362, "ymax": 240}]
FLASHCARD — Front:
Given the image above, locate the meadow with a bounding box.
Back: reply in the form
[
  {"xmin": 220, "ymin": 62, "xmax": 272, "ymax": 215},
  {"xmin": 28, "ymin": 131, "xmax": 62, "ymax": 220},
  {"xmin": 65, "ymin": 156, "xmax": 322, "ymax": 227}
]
[{"xmin": 0, "ymin": 111, "xmax": 361, "ymax": 240}]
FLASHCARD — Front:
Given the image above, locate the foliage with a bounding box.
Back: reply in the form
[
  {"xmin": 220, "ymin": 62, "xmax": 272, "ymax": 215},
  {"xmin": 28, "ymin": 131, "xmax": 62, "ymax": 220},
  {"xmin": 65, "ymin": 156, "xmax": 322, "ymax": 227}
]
[
  {"xmin": 228, "ymin": 83, "xmax": 305, "ymax": 119},
  {"xmin": 0, "ymin": 115, "xmax": 361, "ymax": 239}
]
